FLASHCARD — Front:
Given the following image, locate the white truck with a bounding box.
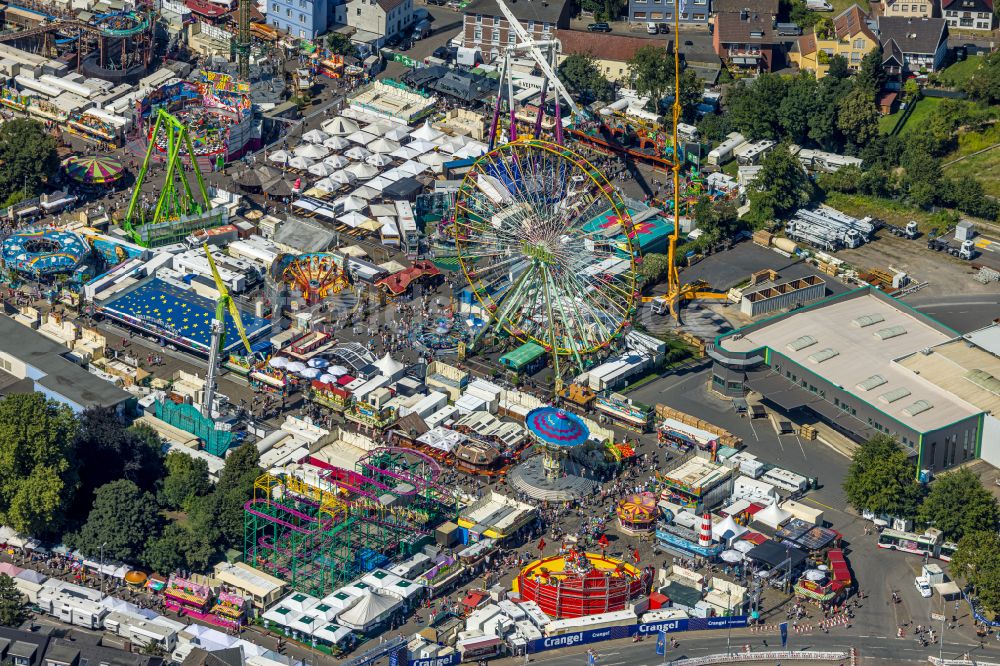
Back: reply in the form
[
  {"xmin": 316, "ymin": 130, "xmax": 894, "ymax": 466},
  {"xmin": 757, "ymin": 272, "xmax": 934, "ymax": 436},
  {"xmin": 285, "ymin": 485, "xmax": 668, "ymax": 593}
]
[{"xmin": 806, "ymin": 0, "xmax": 833, "ymax": 10}]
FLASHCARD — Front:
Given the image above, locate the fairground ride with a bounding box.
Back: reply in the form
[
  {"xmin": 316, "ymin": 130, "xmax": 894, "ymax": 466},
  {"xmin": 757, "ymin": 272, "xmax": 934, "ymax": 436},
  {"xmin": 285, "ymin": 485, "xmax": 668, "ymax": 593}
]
[
  {"xmin": 453, "ymin": 139, "xmax": 640, "ymax": 386},
  {"xmin": 202, "ymin": 244, "xmax": 253, "ymax": 417},
  {"xmin": 244, "ymin": 447, "xmax": 455, "ymax": 596},
  {"xmin": 124, "ymin": 109, "xmax": 223, "ymax": 248}
]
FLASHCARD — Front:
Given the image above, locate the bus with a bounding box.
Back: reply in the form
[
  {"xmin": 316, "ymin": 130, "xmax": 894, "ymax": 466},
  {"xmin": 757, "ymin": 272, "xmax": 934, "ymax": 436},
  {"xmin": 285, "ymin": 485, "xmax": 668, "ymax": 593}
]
[{"xmin": 878, "ymin": 528, "xmax": 954, "ymax": 560}]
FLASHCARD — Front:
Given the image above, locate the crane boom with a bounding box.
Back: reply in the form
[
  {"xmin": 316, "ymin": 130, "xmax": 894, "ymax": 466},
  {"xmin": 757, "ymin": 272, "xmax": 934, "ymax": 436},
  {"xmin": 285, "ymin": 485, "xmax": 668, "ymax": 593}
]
[{"xmin": 494, "ymin": 0, "xmax": 581, "ymax": 119}]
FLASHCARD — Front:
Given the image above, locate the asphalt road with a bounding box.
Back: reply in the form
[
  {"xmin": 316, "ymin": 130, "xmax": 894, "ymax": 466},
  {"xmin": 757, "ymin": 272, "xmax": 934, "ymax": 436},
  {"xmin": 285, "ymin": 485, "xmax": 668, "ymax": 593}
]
[{"xmin": 901, "ymin": 294, "xmax": 1000, "ymax": 334}]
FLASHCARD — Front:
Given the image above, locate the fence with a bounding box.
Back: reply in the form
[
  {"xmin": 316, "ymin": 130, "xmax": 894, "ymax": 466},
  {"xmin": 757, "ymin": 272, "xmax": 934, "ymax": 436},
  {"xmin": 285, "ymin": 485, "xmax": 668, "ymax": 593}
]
[{"xmin": 669, "ymin": 651, "xmax": 849, "ymax": 666}]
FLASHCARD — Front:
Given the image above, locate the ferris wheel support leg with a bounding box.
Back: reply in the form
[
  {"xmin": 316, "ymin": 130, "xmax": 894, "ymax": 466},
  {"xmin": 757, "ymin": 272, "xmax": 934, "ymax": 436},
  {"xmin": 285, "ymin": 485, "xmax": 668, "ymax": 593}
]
[{"xmin": 540, "ymin": 264, "xmax": 562, "ymax": 393}]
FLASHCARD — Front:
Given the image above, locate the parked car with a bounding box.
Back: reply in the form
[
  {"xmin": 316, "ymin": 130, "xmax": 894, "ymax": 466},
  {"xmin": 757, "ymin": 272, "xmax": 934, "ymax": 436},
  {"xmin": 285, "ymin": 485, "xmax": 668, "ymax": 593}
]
[
  {"xmin": 646, "ymin": 21, "xmax": 658, "ymax": 33},
  {"xmin": 914, "ymin": 576, "xmax": 932, "ymax": 598},
  {"xmin": 657, "ymin": 22, "xmax": 670, "ymax": 33},
  {"xmin": 433, "ymin": 45, "xmax": 455, "ymax": 61},
  {"xmin": 385, "ymin": 34, "xmax": 402, "ymax": 47},
  {"xmin": 400, "ymin": 38, "xmax": 414, "ymax": 50},
  {"xmin": 587, "ymin": 22, "xmax": 612, "ymax": 31}
]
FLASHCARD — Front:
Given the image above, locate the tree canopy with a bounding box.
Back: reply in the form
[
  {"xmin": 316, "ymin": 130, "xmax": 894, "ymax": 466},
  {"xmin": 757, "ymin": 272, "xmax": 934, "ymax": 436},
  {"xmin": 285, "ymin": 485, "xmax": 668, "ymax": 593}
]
[
  {"xmin": 74, "ymin": 479, "xmax": 162, "ymax": 564},
  {"xmin": 0, "ymin": 394, "xmax": 78, "ymax": 537},
  {"xmin": 0, "ymin": 574, "xmax": 25, "ymax": 627},
  {"xmin": 951, "ymin": 531, "xmax": 1000, "ymax": 615},
  {"xmin": 558, "ymin": 53, "xmax": 614, "ymax": 103},
  {"xmin": 638, "ymin": 253, "xmax": 671, "ymax": 285},
  {"xmin": 214, "ymin": 443, "xmax": 262, "ymax": 547},
  {"xmin": 628, "ymin": 46, "xmax": 674, "ymax": 110},
  {"xmin": 917, "ymin": 468, "xmax": 999, "ymax": 542},
  {"xmin": 159, "ymin": 450, "xmax": 211, "ymax": 511},
  {"xmin": 964, "ymin": 51, "xmax": 1000, "ymax": 104},
  {"xmin": 0, "ymin": 119, "xmax": 58, "ymax": 206},
  {"xmin": 842, "ymin": 434, "xmax": 923, "ymax": 518},
  {"xmin": 745, "ymin": 143, "xmax": 814, "ymax": 227}
]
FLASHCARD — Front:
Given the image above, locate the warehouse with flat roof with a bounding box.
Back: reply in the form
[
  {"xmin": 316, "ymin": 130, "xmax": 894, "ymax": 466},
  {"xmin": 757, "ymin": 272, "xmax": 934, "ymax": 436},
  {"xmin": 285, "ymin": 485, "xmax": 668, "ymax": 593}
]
[{"xmin": 711, "ymin": 287, "xmax": 985, "ymax": 473}]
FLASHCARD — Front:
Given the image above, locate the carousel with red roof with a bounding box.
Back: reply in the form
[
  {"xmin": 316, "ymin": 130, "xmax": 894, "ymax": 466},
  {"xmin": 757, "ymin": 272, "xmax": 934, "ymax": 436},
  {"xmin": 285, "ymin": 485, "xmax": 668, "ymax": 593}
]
[{"xmin": 513, "ymin": 545, "xmax": 652, "ymax": 618}]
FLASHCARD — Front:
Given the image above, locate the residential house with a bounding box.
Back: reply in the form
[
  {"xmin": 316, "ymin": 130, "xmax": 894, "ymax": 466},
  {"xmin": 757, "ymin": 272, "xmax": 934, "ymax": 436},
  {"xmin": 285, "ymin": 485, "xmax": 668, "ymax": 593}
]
[
  {"xmin": 881, "ymin": 0, "xmax": 935, "ymax": 20},
  {"xmin": 340, "ymin": 0, "xmax": 414, "ymax": 46},
  {"xmin": 266, "ymin": 0, "xmax": 333, "ymax": 39},
  {"xmin": 713, "ymin": 9, "xmax": 780, "ymax": 72},
  {"xmin": 461, "ymin": 0, "xmax": 573, "ymax": 64},
  {"xmin": 712, "ymin": 0, "xmax": 779, "ymax": 20},
  {"xmin": 790, "ymin": 5, "xmax": 879, "ymax": 77},
  {"xmin": 628, "ymin": 0, "xmax": 710, "ymax": 26},
  {"xmin": 941, "ymin": 0, "xmax": 994, "ymax": 31},
  {"xmin": 878, "ymin": 15, "xmax": 949, "ymax": 75},
  {"xmin": 556, "ymin": 30, "xmax": 671, "ymax": 82}
]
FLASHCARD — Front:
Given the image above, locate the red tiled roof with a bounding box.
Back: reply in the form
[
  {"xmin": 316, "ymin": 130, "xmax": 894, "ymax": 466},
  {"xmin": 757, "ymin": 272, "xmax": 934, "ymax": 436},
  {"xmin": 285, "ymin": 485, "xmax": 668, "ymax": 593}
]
[
  {"xmin": 186, "ymin": 0, "xmax": 228, "ymax": 18},
  {"xmin": 555, "ymin": 29, "xmax": 672, "ymax": 63}
]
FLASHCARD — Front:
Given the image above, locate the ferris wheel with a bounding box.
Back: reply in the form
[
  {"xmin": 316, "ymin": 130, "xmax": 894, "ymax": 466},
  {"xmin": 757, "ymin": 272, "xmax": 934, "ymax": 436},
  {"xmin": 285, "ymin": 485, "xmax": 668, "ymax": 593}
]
[{"xmin": 454, "ymin": 138, "xmax": 640, "ymax": 368}]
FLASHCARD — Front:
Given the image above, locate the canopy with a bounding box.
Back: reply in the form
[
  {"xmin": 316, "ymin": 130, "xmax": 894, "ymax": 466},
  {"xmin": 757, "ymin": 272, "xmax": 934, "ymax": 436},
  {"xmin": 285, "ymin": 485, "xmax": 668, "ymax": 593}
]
[
  {"xmin": 268, "ymin": 149, "xmax": 291, "ymax": 163},
  {"xmin": 406, "ymin": 139, "xmax": 437, "ymax": 155},
  {"xmin": 418, "ymin": 152, "xmax": 448, "ymax": 170},
  {"xmin": 324, "ymin": 154, "xmax": 350, "ymax": 168},
  {"xmin": 367, "ymin": 137, "xmax": 401, "ymax": 154},
  {"xmin": 295, "ymin": 143, "xmax": 329, "ymax": 159},
  {"xmin": 309, "ymin": 357, "xmax": 330, "ymax": 368},
  {"xmin": 411, "ymin": 121, "xmax": 443, "ymax": 141},
  {"xmin": 733, "ymin": 539, "xmax": 755, "ymax": 553},
  {"xmin": 525, "ymin": 407, "xmax": 590, "ymax": 448},
  {"xmin": 269, "ymin": 356, "xmax": 289, "ymax": 368},
  {"xmin": 397, "ymin": 160, "xmax": 429, "ymax": 177},
  {"xmin": 62, "ymin": 155, "xmax": 125, "ymax": 184},
  {"xmin": 454, "ymin": 141, "xmax": 488, "ymax": 160},
  {"xmin": 322, "ymin": 116, "xmax": 360, "ymax": 136},
  {"xmin": 364, "ymin": 120, "xmax": 399, "ymax": 135},
  {"xmin": 347, "ymin": 130, "xmax": 378, "ymax": 145},
  {"xmin": 302, "ymin": 129, "xmax": 330, "ymax": 144},
  {"xmin": 720, "ymin": 550, "xmax": 745, "ymax": 564},
  {"xmin": 390, "ymin": 145, "xmax": 423, "ymax": 160},
  {"xmin": 346, "ymin": 162, "xmax": 379, "ymax": 180},
  {"xmin": 313, "ymin": 178, "xmax": 339, "ymax": 193},
  {"xmin": 366, "ymin": 153, "xmax": 394, "ymax": 167},
  {"xmin": 287, "ymin": 155, "xmax": 315, "ymax": 170},
  {"xmin": 339, "ymin": 211, "xmax": 374, "ymax": 228},
  {"xmin": 328, "ymin": 365, "xmax": 349, "ymax": 376},
  {"xmin": 286, "ymin": 361, "xmax": 307, "ymax": 372},
  {"xmin": 364, "ymin": 176, "xmax": 392, "ymax": 193},
  {"xmin": 330, "ymin": 169, "xmax": 358, "ymax": 185},
  {"xmin": 713, "ymin": 514, "xmax": 748, "ymax": 542},
  {"xmin": 308, "ymin": 162, "xmax": 335, "ymax": 177},
  {"xmin": 345, "ymin": 146, "xmax": 372, "ymax": 160},
  {"xmin": 324, "ymin": 136, "xmax": 351, "ymax": 150},
  {"xmin": 755, "ymin": 500, "xmax": 793, "ymax": 529},
  {"xmin": 299, "ymin": 367, "xmax": 322, "ymax": 378},
  {"xmin": 351, "ymin": 186, "xmax": 379, "ymax": 200},
  {"xmin": 384, "ymin": 125, "xmax": 410, "ymax": 141},
  {"xmin": 336, "ymin": 194, "xmax": 368, "ymax": 212},
  {"xmin": 319, "ymin": 373, "xmax": 337, "ymax": 383}
]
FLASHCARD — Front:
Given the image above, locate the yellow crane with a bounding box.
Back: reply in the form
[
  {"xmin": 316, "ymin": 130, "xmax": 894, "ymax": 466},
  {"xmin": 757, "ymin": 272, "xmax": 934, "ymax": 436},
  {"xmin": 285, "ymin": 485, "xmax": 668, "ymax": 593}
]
[{"xmin": 202, "ymin": 243, "xmax": 253, "ymax": 417}]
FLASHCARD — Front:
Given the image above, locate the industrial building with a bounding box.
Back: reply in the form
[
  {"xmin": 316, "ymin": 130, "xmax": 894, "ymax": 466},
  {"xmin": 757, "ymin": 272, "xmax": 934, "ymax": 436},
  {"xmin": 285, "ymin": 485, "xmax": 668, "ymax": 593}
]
[{"xmin": 711, "ymin": 287, "xmax": 988, "ymax": 473}]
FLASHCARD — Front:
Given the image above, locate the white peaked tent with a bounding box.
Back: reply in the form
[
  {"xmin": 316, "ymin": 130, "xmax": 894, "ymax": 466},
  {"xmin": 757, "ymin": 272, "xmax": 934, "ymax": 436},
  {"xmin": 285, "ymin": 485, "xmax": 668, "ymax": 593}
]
[
  {"xmin": 406, "ymin": 139, "xmax": 437, "ymax": 155},
  {"xmin": 335, "ymin": 591, "xmax": 401, "ymax": 632},
  {"xmin": 385, "ymin": 125, "xmax": 410, "ymax": 141},
  {"xmin": 330, "ymin": 169, "xmax": 357, "ymax": 185},
  {"xmin": 268, "ymin": 149, "xmax": 291, "ymax": 164},
  {"xmin": 374, "ymin": 353, "xmax": 405, "ymax": 380},
  {"xmin": 411, "ymin": 121, "xmax": 443, "ymax": 142},
  {"xmin": 345, "ymin": 146, "xmax": 372, "ymax": 160},
  {"xmin": 302, "ymin": 129, "xmax": 329, "ymax": 144},
  {"xmin": 346, "ymin": 162, "xmax": 379, "ymax": 180},
  {"xmin": 347, "ymin": 130, "xmax": 378, "ymax": 145},
  {"xmin": 338, "ymin": 211, "xmax": 374, "ymax": 228},
  {"xmin": 324, "ymin": 154, "xmax": 350, "ymax": 168},
  {"xmin": 364, "ymin": 120, "xmax": 398, "ymax": 136},
  {"xmin": 418, "ymin": 152, "xmax": 448, "ymax": 172},
  {"xmin": 295, "ymin": 143, "xmax": 329, "ymax": 159},
  {"xmin": 336, "ymin": 195, "xmax": 368, "ymax": 212},
  {"xmin": 366, "ymin": 153, "xmax": 394, "ymax": 167},
  {"xmin": 324, "ymin": 136, "xmax": 351, "ymax": 150},
  {"xmin": 712, "ymin": 514, "xmax": 748, "ymax": 544},
  {"xmin": 390, "ymin": 145, "xmax": 422, "ymax": 160},
  {"xmin": 367, "ymin": 137, "xmax": 401, "ymax": 154},
  {"xmin": 322, "ymin": 116, "xmax": 360, "ymax": 136},
  {"xmin": 287, "ymin": 155, "xmax": 315, "ymax": 170},
  {"xmin": 307, "ymin": 162, "xmax": 335, "ymax": 178},
  {"xmin": 350, "ymin": 185, "xmax": 379, "ymax": 200},
  {"xmin": 313, "ymin": 178, "xmax": 338, "ymax": 192},
  {"xmin": 754, "ymin": 500, "xmax": 792, "ymax": 530}
]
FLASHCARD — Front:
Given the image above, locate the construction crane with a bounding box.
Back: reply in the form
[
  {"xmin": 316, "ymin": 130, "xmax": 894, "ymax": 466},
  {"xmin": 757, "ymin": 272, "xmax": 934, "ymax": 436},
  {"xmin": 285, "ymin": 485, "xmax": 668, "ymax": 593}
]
[
  {"xmin": 641, "ymin": 0, "xmax": 727, "ymax": 319},
  {"xmin": 202, "ymin": 243, "xmax": 253, "ymax": 417},
  {"xmin": 235, "ymin": 0, "xmax": 251, "ymax": 80},
  {"xmin": 487, "ymin": 0, "xmax": 581, "ymax": 149}
]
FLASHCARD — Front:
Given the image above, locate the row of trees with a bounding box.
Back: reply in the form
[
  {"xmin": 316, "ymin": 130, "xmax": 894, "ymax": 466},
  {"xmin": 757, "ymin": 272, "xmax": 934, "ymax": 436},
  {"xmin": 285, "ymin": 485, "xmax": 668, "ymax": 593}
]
[
  {"xmin": 0, "ymin": 119, "xmax": 59, "ymax": 208},
  {"xmin": 0, "ymin": 393, "xmax": 262, "ymax": 574}
]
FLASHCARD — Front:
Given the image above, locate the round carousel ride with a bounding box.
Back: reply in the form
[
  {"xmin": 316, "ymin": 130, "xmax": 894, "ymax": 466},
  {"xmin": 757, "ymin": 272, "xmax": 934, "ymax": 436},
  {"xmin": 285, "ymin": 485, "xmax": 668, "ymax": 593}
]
[
  {"xmin": 615, "ymin": 492, "xmax": 658, "ymax": 535},
  {"xmin": 507, "ymin": 406, "xmax": 600, "ymax": 501}
]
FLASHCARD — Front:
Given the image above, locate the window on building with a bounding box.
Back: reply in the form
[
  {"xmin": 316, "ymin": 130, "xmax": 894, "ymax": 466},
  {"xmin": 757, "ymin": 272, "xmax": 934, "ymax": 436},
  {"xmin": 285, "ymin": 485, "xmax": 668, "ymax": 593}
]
[
  {"xmin": 300, "ymin": 13, "xmax": 305, "ymax": 22},
  {"xmin": 287, "ymin": 8, "xmax": 292, "ymax": 16},
  {"xmin": 543, "ymin": 21, "xmax": 552, "ymax": 30},
  {"xmin": 508, "ymin": 31, "xmax": 516, "ymax": 43},
  {"xmin": 476, "ymin": 13, "xmax": 482, "ymax": 22},
  {"xmin": 712, "ymin": 374, "xmax": 725, "ymax": 388},
  {"xmin": 474, "ymin": 27, "xmax": 482, "ymax": 40},
  {"xmin": 273, "ymin": 3, "xmax": 278, "ymax": 11},
  {"xmin": 357, "ymin": 7, "xmax": 361, "ymax": 14},
  {"xmin": 527, "ymin": 20, "xmax": 535, "ymax": 30},
  {"xmin": 491, "ymin": 28, "xmax": 500, "ymax": 41}
]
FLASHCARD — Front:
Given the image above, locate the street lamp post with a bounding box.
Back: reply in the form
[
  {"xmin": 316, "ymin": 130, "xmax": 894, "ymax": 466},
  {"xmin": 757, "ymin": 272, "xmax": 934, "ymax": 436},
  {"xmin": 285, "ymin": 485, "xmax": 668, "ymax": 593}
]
[
  {"xmin": 100, "ymin": 542, "xmax": 108, "ymax": 595},
  {"xmin": 726, "ymin": 588, "xmax": 734, "ymax": 656}
]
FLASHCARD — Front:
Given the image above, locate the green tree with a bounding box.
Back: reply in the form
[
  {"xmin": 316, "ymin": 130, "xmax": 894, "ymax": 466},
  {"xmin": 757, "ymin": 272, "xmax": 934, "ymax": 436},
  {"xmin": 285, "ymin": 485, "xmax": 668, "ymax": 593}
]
[
  {"xmin": 745, "ymin": 143, "xmax": 814, "ymax": 227},
  {"xmin": 0, "ymin": 574, "xmax": 25, "ymax": 627},
  {"xmin": 0, "ymin": 393, "xmax": 78, "ymax": 537},
  {"xmin": 778, "ymin": 72, "xmax": 820, "ymax": 144},
  {"xmin": 70, "ymin": 408, "xmax": 164, "ymax": 522},
  {"xmin": 0, "ymin": 119, "xmax": 58, "ymax": 204},
  {"xmin": 638, "ymin": 253, "xmax": 671, "ymax": 285},
  {"xmin": 181, "ymin": 492, "xmax": 222, "ymax": 571},
  {"xmin": 917, "ymin": 469, "xmax": 999, "ymax": 541},
  {"xmin": 902, "ymin": 78, "xmax": 922, "ymax": 104},
  {"xmin": 826, "ymin": 54, "xmax": 850, "ymax": 79},
  {"xmin": 855, "ymin": 46, "xmax": 886, "ymax": 96},
  {"xmin": 964, "ymin": 51, "xmax": 1000, "ymax": 104},
  {"xmin": 692, "ymin": 196, "xmax": 741, "ymax": 242},
  {"xmin": 627, "ymin": 46, "xmax": 674, "ymax": 108},
  {"xmin": 141, "ymin": 523, "xmax": 187, "ymax": 574},
  {"xmin": 159, "ymin": 451, "xmax": 211, "ymax": 511},
  {"xmin": 837, "ymin": 87, "xmax": 881, "ymax": 149},
  {"xmin": 842, "ymin": 434, "xmax": 923, "ymax": 518},
  {"xmin": 726, "ymin": 75, "xmax": 789, "ymax": 140},
  {"xmin": 558, "ymin": 53, "xmax": 614, "ymax": 102},
  {"xmin": 75, "ymin": 480, "xmax": 162, "ymax": 564},
  {"xmin": 214, "ymin": 443, "xmax": 261, "ymax": 547},
  {"xmin": 697, "ymin": 113, "xmax": 732, "ymax": 143},
  {"xmin": 951, "ymin": 531, "xmax": 1000, "ymax": 614},
  {"xmin": 818, "ymin": 164, "xmax": 862, "ymax": 193},
  {"xmin": 326, "ymin": 32, "xmax": 355, "ymax": 57}
]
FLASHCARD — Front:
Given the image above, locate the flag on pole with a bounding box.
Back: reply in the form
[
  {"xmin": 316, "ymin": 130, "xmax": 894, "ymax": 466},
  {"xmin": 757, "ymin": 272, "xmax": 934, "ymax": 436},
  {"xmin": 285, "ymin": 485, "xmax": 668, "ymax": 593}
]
[
  {"xmin": 656, "ymin": 630, "xmax": 667, "ymax": 655},
  {"xmin": 780, "ymin": 622, "xmax": 789, "ymax": 648},
  {"xmin": 598, "ymin": 534, "xmax": 609, "ymax": 548},
  {"xmin": 632, "ymin": 548, "xmax": 641, "ymax": 563},
  {"xmin": 537, "ymin": 538, "xmax": 546, "ymax": 552}
]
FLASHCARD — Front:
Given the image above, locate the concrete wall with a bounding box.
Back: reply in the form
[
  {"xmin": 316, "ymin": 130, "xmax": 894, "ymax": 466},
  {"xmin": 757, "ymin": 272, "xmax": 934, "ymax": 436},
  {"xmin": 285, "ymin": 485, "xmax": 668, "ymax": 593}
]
[{"xmin": 980, "ymin": 416, "xmax": 1000, "ymax": 468}]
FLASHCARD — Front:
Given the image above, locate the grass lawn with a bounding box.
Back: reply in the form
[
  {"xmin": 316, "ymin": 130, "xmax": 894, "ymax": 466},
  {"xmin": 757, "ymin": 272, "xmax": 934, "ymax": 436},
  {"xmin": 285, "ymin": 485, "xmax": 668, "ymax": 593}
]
[
  {"xmin": 935, "ymin": 55, "xmax": 983, "ymax": 89},
  {"xmin": 880, "ymin": 96, "xmax": 947, "ymax": 136},
  {"xmin": 944, "ymin": 145, "xmax": 1000, "ymax": 197}
]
